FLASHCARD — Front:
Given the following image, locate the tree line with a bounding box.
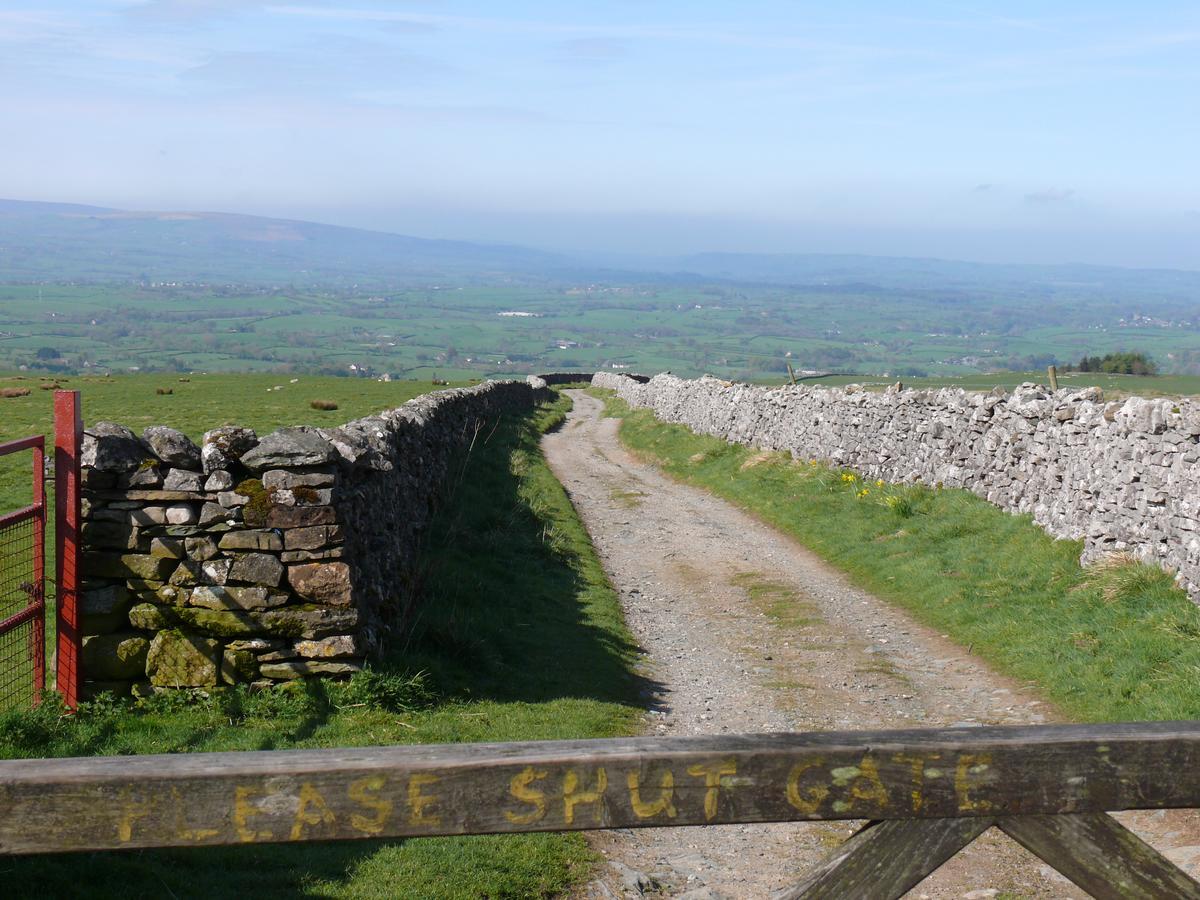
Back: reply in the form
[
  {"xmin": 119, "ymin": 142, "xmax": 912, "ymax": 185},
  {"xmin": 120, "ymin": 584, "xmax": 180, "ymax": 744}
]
[{"xmin": 1071, "ymin": 352, "xmax": 1157, "ymax": 375}]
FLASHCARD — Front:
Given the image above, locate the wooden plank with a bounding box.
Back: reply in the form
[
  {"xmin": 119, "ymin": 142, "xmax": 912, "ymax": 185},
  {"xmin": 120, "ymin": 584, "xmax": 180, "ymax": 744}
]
[
  {"xmin": 782, "ymin": 817, "xmax": 994, "ymax": 899},
  {"xmin": 1, "ymin": 722, "xmax": 1200, "ymax": 855},
  {"xmin": 1000, "ymin": 813, "xmax": 1200, "ymax": 899}
]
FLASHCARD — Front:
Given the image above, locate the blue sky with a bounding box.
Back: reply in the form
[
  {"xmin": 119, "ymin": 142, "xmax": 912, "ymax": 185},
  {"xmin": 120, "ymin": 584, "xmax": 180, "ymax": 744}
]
[{"xmin": 1, "ymin": 1, "xmax": 1198, "ymax": 267}]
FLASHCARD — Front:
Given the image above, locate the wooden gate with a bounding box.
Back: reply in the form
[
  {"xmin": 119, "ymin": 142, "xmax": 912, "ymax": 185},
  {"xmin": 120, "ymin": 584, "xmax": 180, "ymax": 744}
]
[
  {"xmin": 0, "ymin": 434, "xmax": 46, "ymax": 711},
  {"xmin": 2, "ymin": 722, "xmax": 1199, "ymax": 897}
]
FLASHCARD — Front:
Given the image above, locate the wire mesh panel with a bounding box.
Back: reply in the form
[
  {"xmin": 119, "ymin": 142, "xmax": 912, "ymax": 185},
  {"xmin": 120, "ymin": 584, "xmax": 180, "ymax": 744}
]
[{"xmin": 0, "ymin": 437, "xmax": 46, "ymax": 713}]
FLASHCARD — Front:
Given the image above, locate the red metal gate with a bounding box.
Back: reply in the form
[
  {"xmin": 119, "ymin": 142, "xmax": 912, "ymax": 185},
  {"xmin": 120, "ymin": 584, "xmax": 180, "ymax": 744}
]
[{"xmin": 0, "ymin": 434, "xmax": 46, "ymax": 711}]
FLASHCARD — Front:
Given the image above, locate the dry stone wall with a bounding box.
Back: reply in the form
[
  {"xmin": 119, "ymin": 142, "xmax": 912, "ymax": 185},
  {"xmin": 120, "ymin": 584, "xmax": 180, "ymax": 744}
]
[
  {"xmin": 79, "ymin": 378, "xmax": 550, "ymax": 697},
  {"xmin": 594, "ymin": 371, "xmax": 1200, "ymax": 599}
]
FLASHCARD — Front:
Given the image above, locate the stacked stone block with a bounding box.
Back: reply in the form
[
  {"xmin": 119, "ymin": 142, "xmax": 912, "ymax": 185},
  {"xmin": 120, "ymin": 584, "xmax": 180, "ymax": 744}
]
[
  {"xmin": 594, "ymin": 371, "xmax": 1200, "ymax": 600},
  {"xmin": 80, "ymin": 378, "xmax": 548, "ymax": 696}
]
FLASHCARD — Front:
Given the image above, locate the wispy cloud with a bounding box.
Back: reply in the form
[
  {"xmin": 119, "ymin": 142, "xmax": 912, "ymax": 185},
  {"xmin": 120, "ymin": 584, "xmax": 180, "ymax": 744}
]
[
  {"xmin": 1025, "ymin": 188, "xmax": 1075, "ymax": 205},
  {"xmin": 181, "ymin": 35, "xmax": 450, "ymax": 97}
]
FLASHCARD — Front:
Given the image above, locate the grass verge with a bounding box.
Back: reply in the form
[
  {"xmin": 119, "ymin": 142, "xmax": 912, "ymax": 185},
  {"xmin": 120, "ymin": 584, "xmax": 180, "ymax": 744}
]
[
  {"xmin": 0, "ymin": 392, "xmax": 643, "ymax": 898},
  {"xmin": 598, "ymin": 391, "xmax": 1200, "ymax": 724}
]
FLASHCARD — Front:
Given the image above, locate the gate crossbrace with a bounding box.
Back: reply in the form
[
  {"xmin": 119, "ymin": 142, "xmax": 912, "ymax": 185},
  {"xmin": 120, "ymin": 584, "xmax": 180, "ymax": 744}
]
[{"xmin": 786, "ymin": 812, "xmax": 1200, "ymax": 899}]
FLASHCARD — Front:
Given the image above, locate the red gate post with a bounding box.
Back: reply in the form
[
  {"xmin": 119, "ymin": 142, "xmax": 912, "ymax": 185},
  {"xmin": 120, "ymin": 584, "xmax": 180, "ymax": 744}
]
[
  {"xmin": 30, "ymin": 439, "xmax": 45, "ymax": 703},
  {"xmin": 54, "ymin": 391, "xmax": 82, "ymax": 709}
]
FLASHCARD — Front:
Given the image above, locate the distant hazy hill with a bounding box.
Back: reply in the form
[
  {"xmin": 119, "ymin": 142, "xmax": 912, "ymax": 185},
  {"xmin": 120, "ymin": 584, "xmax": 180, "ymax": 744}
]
[
  {"xmin": 663, "ymin": 251, "xmax": 1200, "ymax": 298},
  {"xmin": 2, "ymin": 199, "xmax": 1198, "ymax": 301},
  {"xmin": 0, "ymin": 199, "xmax": 565, "ymax": 285}
]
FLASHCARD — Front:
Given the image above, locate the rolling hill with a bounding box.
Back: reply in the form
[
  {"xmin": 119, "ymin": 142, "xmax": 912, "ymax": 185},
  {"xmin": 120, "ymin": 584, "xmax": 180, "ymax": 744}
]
[{"xmin": 0, "ymin": 199, "xmax": 566, "ymax": 285}]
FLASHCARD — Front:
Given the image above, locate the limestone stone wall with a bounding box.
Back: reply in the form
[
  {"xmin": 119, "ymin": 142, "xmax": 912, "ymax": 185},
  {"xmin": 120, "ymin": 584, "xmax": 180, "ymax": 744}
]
[
  {"xmin": 80, "ymin": 378, "xmax": 549, "ymax": 696},
  {"xmin": 594, "ymin": 371, "xmax": 1200, "ymax": 598}
]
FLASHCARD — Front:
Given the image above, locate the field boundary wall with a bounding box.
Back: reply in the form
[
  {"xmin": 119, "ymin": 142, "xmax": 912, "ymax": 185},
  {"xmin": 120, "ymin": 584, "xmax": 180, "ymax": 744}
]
[{"xmin": 76, "ymin": 377, "xmax": 557, "ymax": 695}]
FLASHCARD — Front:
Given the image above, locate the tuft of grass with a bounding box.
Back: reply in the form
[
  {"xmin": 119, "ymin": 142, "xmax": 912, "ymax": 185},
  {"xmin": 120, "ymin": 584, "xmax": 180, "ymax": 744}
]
[
  {"xmin": 600, "ymin": 391, "xmax": 1200, "ymax": 724},
  {"xmin": 1075, "ymin": 552, "xmax": 1177, "ymax": 604},
  {"xmin": 609, "ymin": 487, "xmax": 647, "ymax": 507},
  {"xmin": 339, "ymin": 669, "xmax": 435, "ymax": 712},
  {"xmin": 0, "ymin": 394, "xmax": 641, "ymax": 897},
  {"xmin": 310, "ymin": 399, "xmax": 339, "ymax": 411},
  {"xmin": 731, "ymin": 572, "xmax": 822, "ymax": 629}
]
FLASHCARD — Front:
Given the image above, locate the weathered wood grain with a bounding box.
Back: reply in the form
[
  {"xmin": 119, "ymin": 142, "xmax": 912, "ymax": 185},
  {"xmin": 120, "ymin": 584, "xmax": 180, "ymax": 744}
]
[
  {"xmin": 1000, "ymin": 813, "xmax": 1200, "ymax": 899},
  {"xmin": 782, "ymin": 817, "xmax": 995, "ymax": 899},
  {"xmin": 1, "ymin": 722, "xmax": 1199, "ymax": 855}
]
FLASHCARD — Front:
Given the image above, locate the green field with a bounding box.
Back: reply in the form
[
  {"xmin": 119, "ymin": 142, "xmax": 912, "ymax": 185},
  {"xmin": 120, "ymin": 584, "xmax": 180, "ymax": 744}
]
[
  {"xmin": 4, "ymin": 275, "xmax": 1200, "ymax": 385},
  {"xmin": 0, "ymin": 394, "xmax": 642, "ymax": 897},
  {"xmin": 0, "ymin": 372, "xmax": 468, "ymax": 513}
]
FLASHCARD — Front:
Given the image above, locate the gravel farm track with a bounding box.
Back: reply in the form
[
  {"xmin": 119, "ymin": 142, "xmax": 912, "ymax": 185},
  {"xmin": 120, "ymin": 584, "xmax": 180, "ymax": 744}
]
[{"xmin": 543, "ymin": 390, "xmax": 1200, "ymax": 900}]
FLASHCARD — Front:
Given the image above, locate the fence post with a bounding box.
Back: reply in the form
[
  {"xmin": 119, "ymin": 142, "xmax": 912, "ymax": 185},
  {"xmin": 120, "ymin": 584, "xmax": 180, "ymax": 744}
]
[
  {"xmin": 31, "ymin": 439, "xmax": 45, "ymax": 704},
  {"xmin": 54, "ymin": 391, "xmax": 82, "ymax": 709}
]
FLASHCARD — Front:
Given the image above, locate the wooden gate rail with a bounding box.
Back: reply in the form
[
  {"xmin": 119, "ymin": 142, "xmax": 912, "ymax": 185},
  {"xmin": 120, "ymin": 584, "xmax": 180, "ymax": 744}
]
[{"xmin": 2, "ymin": 722, "xmax": 1200, "ymax": 898}]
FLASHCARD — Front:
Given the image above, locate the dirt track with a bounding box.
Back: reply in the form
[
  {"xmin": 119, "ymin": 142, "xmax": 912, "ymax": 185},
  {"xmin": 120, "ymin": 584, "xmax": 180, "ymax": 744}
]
[{"xmin": 543, "ymin": 390, "xmax": 1200, "ymax": 900}]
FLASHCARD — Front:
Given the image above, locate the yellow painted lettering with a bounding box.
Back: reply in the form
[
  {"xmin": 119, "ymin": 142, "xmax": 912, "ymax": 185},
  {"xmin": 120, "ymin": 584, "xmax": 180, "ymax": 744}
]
[
  {"xmin": 627, "ymin": 770, "xmax": 677, "ymax": 819},
  {"xmin": 895, "ymin": 752, "xmax": 936, "ymax": 814},
  {"xmin": 407, "ymin": 773, "xmax": 441, "ymax": 827},
  {"xmin": 785, "ymin": 758, "xmax": 829, "ymax": 815},
  {"xmin": 955, "ymin": 753, "xmax": 994, "ymax": 813},
  {"xmin": 505, "ymin": 767, "xmax": 548, "ymax": 825},
  {"xmin": 289, "ymin": 783, "xmax": 336, "ymax": 840},
  {"xmin": 116, "ymin": 788, "xmax": 153, "ymax": 842},
  {"xmin": 349, "ymin": 775, "xmax": 394, "ymax": 835},
  {"xmin": 563, "ymin": 767, "xmax": 608, "ymax": 825},
  {"xmin": 234, "ymin": 786, "xmax": 273, "ymax": 843},
  {"xmin": 686, "ymin": 759, "xmax": 737, "ymax": 821},
  {"xmin": 848, "ymin": 755, "xmax": 889, "ymax": 810}
]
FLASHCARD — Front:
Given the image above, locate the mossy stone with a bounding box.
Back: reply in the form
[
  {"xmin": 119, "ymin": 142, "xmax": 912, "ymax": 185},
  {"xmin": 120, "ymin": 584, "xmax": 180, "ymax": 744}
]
[
  {"xmin": 221, "ymin": 649, "xmax": 259, "ymax": 684},
  {"xmin": 128, "ymin": 603, "xmax": 168, "ymax": 631},
  {"xmin": 82, "ymin": 633, "xmax": 150, "ymax": 679},
  {"xmin": 255, "ymin": 604, "xmax": 360, "ymax": 639},
  {"xmin": 85, "ymin": 553, "xmax": 175, "ymax": 581},
  {"xmin": 146, "ymin": 629, "xmax": 219, "ymax": 687},
  {"xmin": 182, "ymin": 606, "xmax": 260, "ymax": 637}
]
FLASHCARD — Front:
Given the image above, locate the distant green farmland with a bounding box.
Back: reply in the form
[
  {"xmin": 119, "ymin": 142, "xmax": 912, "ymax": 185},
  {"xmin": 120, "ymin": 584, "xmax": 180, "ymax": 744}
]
[{"xmin": 3, "ymin": 278, "xmax": 1199, "ymax": 384}]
